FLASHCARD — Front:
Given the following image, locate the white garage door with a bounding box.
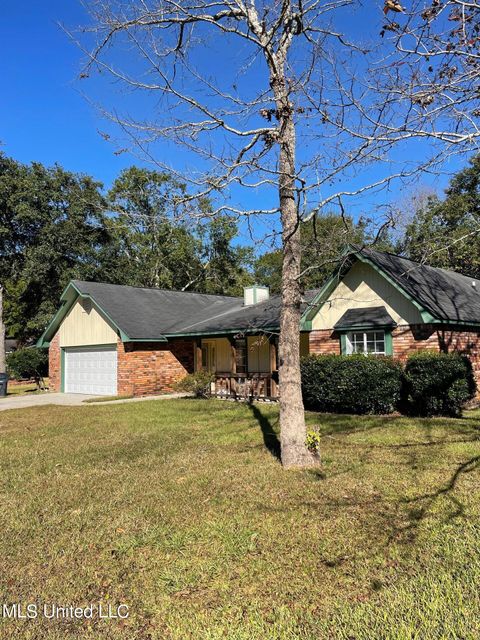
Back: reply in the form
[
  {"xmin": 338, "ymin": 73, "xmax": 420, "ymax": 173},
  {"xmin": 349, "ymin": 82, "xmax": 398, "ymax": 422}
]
[{"xmin": 64, "ymin": 346, "xmax": 117, "ymax": 395}]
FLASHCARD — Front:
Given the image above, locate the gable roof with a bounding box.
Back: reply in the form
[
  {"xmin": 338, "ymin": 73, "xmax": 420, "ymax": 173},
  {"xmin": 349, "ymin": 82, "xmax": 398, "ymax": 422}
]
[
  {"xmin": 37, "ymin": 279, "xmax": 320, "ymax": 346},
  {"xmin": 37, "ymin": 246, "xmax": 480, "ymax": 348},
  {"xmin": 358, "ymin": 248, "xmax": 480, "ymax": 325}
]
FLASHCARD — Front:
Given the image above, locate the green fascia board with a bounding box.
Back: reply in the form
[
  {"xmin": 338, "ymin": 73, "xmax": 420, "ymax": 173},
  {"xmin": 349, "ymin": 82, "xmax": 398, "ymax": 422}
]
[
  {"xmin": 300, "ymin": 271, "xmax": 347, "ymax": 328},
  {"xmin": 124, "ymin": 337, "xmax": 168, "ymax": 343},
  {"xmin": 36, "ymin": 281, "xmax": 132, "ymax": 347},
  {"xmin": 162, "ymin": 326, "xmax": 280, "ymax": 339}
]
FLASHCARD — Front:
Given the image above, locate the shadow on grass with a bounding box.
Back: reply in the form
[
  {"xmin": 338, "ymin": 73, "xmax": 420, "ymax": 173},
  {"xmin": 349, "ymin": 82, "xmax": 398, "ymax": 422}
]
[{"xmin": 248, "ymin": 403, "xmax": 281, "ymax": 461}]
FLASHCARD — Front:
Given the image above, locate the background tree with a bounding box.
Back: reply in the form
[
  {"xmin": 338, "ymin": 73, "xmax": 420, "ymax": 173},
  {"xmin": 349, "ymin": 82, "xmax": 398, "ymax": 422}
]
[
  {"xmin": 108, "ymin": 166, "xmax": 204, "ymax": 289},
  {"xmin": 254, "ymin": 214, "xmax": 386, "ymax": 293},
  {"xmin": 197, "ymin": 215, "xmax": 254, "ymax": 295},
  {"xmin": 108, "ymin": 167, "xmax": 253, "ymax": 293},
  {"xmin": 0, "ymin": 155, "xmax": 113, "ymax": 343},
  {"xmin": 401, "ymin": 155, "xmax": 480, "ymax": 277}
]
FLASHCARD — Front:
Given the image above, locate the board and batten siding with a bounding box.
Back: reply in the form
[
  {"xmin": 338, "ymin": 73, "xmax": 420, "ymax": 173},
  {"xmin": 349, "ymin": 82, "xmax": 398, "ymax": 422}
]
[
  {"xmin": 311, "ymin": 261, "xmax": 423, "ymax": 330},
  {"xmin": 247, "ymin": 335, "xmax": 271, "ymax": 373},
  {"xmin": 59, "ymin": 299, "xmax": 118, "ymax": 347}
]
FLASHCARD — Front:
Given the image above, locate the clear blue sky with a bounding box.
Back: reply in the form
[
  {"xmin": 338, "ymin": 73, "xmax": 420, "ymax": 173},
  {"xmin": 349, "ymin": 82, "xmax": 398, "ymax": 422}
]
[
  {"xmin": 1, "ymin": 1, "xmax": 135, "ymax": 186},
  {"xmin": 0, "ymin": 1, "xmax": 469, "ymax": 248}
]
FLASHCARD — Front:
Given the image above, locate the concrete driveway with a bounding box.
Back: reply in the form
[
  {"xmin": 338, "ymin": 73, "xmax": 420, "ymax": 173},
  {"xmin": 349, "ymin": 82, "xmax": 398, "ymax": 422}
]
[
  {"xmin": 0, "ymin": 391, "xmax": 190, "ymax": 412},
  {"xmin": 0, "ymin": 392, "xmax": 100, "ymax": 411}
]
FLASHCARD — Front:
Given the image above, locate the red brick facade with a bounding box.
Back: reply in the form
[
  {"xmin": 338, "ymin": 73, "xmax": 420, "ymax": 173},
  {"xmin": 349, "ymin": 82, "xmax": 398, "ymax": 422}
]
[
  {"xmin": 309, "ymin": 324, "xmax": 480, "ymax": 391},
  {"xmin": 48, "ymin": 333, "xmax": 61, "ymax": 392},
  {"xmin": 308, "ymin": 329, "xmax": 341, "ymax": 356},
  {"xmin": 117, "ymin": 338, "xmax": 195, "ymax": 397},
  {"xmin": 48, "ymin": 336, "xmax": 195, "ymax": 397}
]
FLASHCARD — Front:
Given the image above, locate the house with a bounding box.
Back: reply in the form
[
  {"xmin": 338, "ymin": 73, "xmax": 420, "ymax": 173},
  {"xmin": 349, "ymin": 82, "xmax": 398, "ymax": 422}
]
[{"xmin": 37, "ymin": 246, "xmax": 480, "ymax": 397}]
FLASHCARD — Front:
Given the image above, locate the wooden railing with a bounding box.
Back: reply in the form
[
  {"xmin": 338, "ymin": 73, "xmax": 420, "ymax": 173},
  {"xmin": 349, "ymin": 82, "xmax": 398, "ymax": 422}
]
[{"xmin": 212, "ymin": 372, "xmax": 279, "ymax": 400}]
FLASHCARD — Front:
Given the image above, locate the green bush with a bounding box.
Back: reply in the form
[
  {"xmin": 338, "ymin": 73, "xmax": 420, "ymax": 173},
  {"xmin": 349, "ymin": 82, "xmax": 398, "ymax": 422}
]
[
  {"xmin": 301, "ymin": 354, "xmax": 403, "ymax": 415},
  {"xmin": 401, "ymin": 351, "xmax": 476, "ymax": 417},
  {"xmin": 175, "ymin": 370, "xmax": 215, "ymax": 398},
  {"xmin": 6, "ymin": 347, "xmax": 48, "ymax": 388}
]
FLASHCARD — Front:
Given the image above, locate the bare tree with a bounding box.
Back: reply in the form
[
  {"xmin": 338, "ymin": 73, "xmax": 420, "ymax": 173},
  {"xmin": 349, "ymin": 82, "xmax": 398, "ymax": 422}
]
[{"xmin": 74, "ymin": 0, "xmax": 479, "ymax": 467}]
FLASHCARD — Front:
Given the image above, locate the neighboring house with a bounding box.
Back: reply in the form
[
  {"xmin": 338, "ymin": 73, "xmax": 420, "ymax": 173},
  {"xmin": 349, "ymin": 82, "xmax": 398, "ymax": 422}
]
[{"xmin": 37, "ymin": 247, "xmax": 480, "ymax": 397}]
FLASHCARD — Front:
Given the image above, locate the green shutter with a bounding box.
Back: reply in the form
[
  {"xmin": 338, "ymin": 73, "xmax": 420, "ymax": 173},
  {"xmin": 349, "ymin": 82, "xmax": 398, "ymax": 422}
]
[
  {"xmin": 385, "ymin": 331, "xmax": 393, "ymax": 356},
  {"xmin": 340, "ymin": 333, "xmax": 347, "ymax": 355}
]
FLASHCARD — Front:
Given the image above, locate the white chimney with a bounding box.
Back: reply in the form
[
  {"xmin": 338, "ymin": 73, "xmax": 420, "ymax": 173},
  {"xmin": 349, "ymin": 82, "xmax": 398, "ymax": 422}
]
[{"xmin": 244, "ymin": 285, "xmax": 269, "ymax": 306}]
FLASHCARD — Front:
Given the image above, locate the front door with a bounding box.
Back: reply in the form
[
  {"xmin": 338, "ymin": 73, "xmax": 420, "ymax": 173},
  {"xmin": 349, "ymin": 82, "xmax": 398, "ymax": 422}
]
[{"xmin": 201, "ymin": 341, "xmax": 216, "ymax": 372}]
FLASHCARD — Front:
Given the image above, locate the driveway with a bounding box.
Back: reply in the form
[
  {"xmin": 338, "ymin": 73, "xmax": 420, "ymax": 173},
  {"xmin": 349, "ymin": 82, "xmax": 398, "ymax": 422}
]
[
  {"xmin": 0, "ymin": 393, "xmax": 100, "ymax": 411},
  {"xmin": 0, "ymin": 391, "xmax": 190, "ymax": 412}
]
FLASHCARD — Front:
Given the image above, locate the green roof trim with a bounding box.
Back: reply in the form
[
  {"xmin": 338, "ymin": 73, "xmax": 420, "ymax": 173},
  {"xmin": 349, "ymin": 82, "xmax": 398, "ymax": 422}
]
[
  {"xmin": 162, "ymin": 326, "xmax": 280, "ymax": 339},
  {"xmin": 352, "ymin": 249, "xmax": 438, "ymax": 323},
  {"xmin": 36, "ymin": 282, "xmax": 133, "ymax": 347}
]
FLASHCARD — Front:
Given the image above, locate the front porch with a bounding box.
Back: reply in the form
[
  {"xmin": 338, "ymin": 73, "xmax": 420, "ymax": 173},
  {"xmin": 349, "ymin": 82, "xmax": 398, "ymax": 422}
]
[{"xmin": 193, "ymin": 333, "xmax": 310, "ymax": 400}]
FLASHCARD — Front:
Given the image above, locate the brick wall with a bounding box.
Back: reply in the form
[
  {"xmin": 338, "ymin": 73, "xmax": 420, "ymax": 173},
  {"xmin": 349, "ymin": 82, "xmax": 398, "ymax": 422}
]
[
  {"xmin": 48, "ymin": 333, "xmax": 61, "ymax": 392},
  {"xmin": 309, "ymin": 324, "xmax": 480, "ymax": 392},
  {"xmin": 117, "ymin": 338, "xmax": 195, "ymax": 397},
  {"xmin": 309, "ymin": 329, "xmax": 341, "ymax": 355}
]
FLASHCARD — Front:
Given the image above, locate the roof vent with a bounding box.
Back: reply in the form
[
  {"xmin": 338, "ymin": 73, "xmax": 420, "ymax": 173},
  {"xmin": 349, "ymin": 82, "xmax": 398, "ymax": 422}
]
[{"xmin": 244, "ymin": 285, "xmax": 269, "ymax": 306}]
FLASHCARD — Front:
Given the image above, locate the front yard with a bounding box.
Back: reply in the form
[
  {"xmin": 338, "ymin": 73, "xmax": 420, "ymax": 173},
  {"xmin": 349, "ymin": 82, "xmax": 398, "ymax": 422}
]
[{"xmin": 0, "ymin": 399, "xmax": 479, "ymax": 639}]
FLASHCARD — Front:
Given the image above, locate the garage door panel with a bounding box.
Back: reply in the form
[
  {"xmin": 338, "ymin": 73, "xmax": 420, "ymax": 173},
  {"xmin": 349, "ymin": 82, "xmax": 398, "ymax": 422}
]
[{"xmin": 65, "ymin": 346, "xmax": 117, "ymax": 395}]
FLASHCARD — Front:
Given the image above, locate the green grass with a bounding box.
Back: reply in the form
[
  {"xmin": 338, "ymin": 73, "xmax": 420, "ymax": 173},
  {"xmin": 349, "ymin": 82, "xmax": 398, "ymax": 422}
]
[{"xmin": 0, "ymin": 399, "xmax": 479, "ymax": 639}]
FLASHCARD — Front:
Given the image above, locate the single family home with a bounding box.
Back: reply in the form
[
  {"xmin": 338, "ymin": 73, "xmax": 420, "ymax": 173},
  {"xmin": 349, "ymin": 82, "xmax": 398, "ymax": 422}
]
[{"xmin": 37, "ymin": 246, "xmax": 480, "ymax": 397}]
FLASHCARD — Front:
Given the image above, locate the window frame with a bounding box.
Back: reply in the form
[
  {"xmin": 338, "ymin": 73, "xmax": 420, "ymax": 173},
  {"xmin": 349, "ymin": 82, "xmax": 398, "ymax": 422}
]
[{"xmin": 340, "ymin": 329, "xmax": 393, "ymax": 356}]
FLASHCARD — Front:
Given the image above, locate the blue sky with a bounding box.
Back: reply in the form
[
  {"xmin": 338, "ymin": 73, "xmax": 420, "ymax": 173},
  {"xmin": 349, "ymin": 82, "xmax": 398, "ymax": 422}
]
[{"xmin": 0, "ymin": 1, "xmax": 470, "ymax": 249}]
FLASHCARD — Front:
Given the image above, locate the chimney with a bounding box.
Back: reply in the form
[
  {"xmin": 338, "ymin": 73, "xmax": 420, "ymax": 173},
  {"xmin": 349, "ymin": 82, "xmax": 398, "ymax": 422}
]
[{"xmin": 244, "ymin": 285, "xmax": 269, "ymax": 306}]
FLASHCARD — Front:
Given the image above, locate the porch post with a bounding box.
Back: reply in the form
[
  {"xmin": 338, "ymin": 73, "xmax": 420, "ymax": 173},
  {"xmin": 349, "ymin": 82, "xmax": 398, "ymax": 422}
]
[
  {"xmin": 194, "ymin": 340, "xmax": 202, "ymax": 372},
  {"xmin": 270, "ymin": 338, "xmax": 278, "ymax": 398},
  {"xmin": 229, "ymin": 336, "xmax": 236, "ymax": 396}
]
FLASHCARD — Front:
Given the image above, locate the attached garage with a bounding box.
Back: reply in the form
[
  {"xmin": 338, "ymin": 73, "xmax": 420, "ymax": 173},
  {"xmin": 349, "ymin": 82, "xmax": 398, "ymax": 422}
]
[{"xmin": 64, "ymin": 346, "xmax": 117, "ymax": 395}]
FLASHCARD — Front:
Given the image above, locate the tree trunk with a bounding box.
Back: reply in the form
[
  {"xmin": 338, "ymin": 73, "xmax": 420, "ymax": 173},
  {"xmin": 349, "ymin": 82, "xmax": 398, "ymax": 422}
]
[
  {"xmin": 0, "ymin": 286, "xmax": 6, "ymax": 374},
  {"xmin": 276, "ymin": 91, "xmax": 319, "ymax": 469}
]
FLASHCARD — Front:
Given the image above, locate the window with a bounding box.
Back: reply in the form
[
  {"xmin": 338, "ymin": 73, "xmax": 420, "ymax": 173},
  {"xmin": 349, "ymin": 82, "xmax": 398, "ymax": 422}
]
[
  {"xmin": 234, "ymin": 338, "xmax": 247, "ymax": 374},
  {"xmin": 346, "ymin": 331, "xmax": 386, "ymax": 355}
]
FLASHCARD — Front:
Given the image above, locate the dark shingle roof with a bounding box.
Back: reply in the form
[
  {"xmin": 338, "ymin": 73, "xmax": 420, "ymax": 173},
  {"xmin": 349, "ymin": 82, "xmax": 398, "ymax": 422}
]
[
  {"xmin": 70, "ymin": 281, "xmax": 320, "ymax": 339},
  {"xmin": 72, "ymin": 281, "xmax": 242, "ymax": 339},
  {"xmin": 334, "ymin": 306, "xmax": 396, "ymax": 330},
  {"xmin": 359, "ymin": 248, "xmax": 480, "ymax": 323}
]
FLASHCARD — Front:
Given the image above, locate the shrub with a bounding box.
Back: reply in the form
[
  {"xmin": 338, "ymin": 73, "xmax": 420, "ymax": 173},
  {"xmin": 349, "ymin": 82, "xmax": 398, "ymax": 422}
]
[
  {"xmin": 175, "ymin": 370, "xmax": 215, "ymax": 398},
  {"xmin": 301, "ymin": 354, "xmax": 403, "ymax": 415},
  {"xmin": 401, "ymin": 351, "xmax": 476, "ymax": 417},
  {"xmin": 6, "ymin": 347, "xmax": 48, "ymax": 389}
]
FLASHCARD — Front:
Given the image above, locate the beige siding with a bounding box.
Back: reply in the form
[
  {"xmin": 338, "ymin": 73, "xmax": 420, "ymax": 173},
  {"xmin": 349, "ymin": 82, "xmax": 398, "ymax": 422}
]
[
  {"xmin": 247, "ymin": 335, "xmax": 270, "ymax": 373},
  {"xmin": 311, "ymin": 261, "xmax": 423, "ymax": 330},
  {"xmin": 59, "ymin": 299, "xmax": 118, "ymax": 347},
  {"xmin": 214, "ymin": 338, "xmax": 232, "ymax": 372}
]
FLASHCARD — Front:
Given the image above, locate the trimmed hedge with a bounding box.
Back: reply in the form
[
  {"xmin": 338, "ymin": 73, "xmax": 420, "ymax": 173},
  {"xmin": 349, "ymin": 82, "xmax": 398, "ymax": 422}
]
[
  {"xmin": 301, "ymin": 354, "xmax": 403, "ymax": 415},
  {"xmin": 401, "ymin": 351, "xmax": 476, "ymax": 417}
]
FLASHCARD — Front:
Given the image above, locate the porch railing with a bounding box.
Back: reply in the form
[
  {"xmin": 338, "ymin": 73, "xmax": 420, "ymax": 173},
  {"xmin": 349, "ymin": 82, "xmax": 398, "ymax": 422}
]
[{"xmin": 211, "ymin": 372, "xmax": 278, "ymax": 400}]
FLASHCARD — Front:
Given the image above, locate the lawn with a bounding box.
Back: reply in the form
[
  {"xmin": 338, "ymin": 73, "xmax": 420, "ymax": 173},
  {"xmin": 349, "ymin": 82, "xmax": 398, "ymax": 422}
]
[{"xmin": 0, "ymin": 399, "xmax": 479, "ymax": 639}]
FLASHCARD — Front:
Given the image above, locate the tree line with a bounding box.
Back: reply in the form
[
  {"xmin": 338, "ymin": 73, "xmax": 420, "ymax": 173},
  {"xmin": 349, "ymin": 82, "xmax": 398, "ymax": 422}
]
[{"xmin": 1, "ymin": 152, "xmax": 479, "ymax": 345}]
